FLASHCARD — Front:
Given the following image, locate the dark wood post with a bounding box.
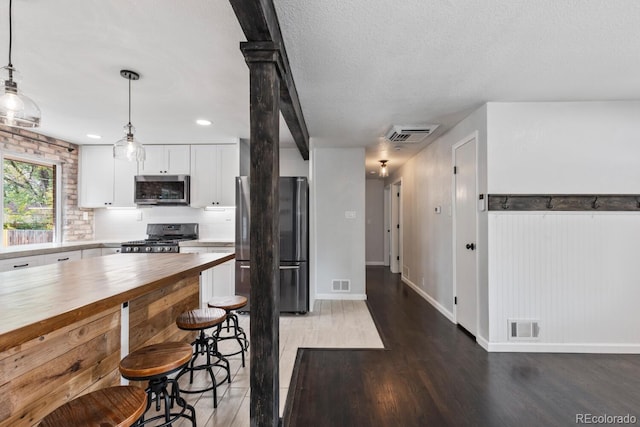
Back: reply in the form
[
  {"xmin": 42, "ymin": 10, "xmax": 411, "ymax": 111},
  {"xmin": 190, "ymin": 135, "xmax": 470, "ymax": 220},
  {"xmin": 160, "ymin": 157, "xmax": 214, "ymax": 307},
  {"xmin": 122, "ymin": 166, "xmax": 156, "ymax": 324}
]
[{"xmin": 241, "ymin": 41, "xmax": 282, "ymax": 427}]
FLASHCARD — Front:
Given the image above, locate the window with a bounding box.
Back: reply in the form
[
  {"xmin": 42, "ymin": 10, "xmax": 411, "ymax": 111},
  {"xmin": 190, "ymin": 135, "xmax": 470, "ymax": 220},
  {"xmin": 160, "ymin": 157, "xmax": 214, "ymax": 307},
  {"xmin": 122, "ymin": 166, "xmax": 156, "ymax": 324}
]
[{"xmin": 2, "ymin": 154, "xmax": 59, "ymax": 247}]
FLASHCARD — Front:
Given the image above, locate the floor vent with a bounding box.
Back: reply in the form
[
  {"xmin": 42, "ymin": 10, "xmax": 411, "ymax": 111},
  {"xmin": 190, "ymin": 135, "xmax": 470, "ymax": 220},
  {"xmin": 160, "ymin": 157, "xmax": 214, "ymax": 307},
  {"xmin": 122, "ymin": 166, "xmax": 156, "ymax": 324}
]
[
  {"xmin": 332, "ymin": 279, "xmax": 350, "ymax": 292},
  {"xmin": 385, "ymin": 124, "xmax": 439, "ymax": 144},
  {"xmin": 508, "ymin": 319, "xmax": 540, "ymax": 340}
]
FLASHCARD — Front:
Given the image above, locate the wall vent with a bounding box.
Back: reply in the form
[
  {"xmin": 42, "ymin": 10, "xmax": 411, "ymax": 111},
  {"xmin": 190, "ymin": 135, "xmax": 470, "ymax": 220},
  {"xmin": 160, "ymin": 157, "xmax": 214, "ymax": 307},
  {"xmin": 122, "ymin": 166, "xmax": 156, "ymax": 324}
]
[
  {"xmin": 385, "ymin": 124, "xmax": 439, "ymax": 144},
  {"xmin": 508, "ymin": 319, "xmax": 540, "ymax": 340},
  {"xmin": 332, "ymin": 279, "xmax": 350, "ymax": 292}
]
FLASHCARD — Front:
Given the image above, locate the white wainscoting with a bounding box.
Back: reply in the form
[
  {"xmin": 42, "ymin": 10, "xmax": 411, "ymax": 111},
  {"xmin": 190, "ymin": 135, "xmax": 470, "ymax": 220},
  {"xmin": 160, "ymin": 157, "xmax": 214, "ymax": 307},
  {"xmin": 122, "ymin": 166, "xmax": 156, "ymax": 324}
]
[{"xmin": 488, "ymin": 212, "xmax": 640, "ymax": 353}]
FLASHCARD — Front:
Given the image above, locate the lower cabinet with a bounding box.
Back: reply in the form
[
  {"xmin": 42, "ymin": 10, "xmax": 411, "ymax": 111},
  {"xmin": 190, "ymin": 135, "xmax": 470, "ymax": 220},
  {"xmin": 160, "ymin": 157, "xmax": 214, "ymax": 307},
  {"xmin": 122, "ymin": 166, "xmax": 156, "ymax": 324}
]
[
  {"xmin": 81, "ymin": 248, "xmax": 103, "ymax": 259},
  {"xmin": 101, "ymin": 247, "xmax": 122, "ymax": 255},
  {"xmin": 180, "ymin": 248, "xmax": 235, "ymax": 307},
  {"xmin": 0, "ymin": 255, "xmax": 43, "ymax": 272},
  {"xmin": 43, "ymin": 250, "xmax": 82, "ymax": 264}
]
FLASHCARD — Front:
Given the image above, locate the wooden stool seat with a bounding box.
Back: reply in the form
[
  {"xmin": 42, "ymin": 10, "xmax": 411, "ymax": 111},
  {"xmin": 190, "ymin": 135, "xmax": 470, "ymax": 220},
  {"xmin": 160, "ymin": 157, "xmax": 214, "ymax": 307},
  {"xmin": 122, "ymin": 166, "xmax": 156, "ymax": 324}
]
[
  {"xmin": 119, "ymin": 342, "xmax": 192, "ymax": 380},
  {"xmin": 119, "ymin": 342, "xmax": 196, "ymax": 426},
  {"xmin": 39, "ymin": 386, "xmax": 147, "ymax": 427},
  {"xmin": 207, "ymin": 295, "xmax": 248, "ymax": 311},
  {"xmin": 176, "ymin": 308, "xmax": 227, "ymax": 330}
]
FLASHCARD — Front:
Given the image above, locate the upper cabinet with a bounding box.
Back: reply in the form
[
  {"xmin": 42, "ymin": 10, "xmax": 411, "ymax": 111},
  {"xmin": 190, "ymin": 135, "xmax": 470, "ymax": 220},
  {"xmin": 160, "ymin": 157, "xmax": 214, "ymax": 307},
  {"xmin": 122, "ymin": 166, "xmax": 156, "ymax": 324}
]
[
  {"xmin": 139, "ymin": 145, "xmax": 190, "ymax": 175},
  {"xmin": 190, "ymin": 144, "xmax": 239, "ymax": 207},
  {"xmin": 79, "ymin": 146, "xmax": 137, "ymax": 208}
]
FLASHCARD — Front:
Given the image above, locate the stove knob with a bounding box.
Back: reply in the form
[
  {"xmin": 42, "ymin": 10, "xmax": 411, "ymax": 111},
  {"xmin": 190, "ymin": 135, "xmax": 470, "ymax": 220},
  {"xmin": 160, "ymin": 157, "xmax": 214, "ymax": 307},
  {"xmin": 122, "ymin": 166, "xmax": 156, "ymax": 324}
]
[
  {"xmin": 133, "ymin": 247, "xmax": 139, "ymax": 252},
  {"xmin": 166, "ymin": 247, "xmax": 172, "ymax": 252},
  {"xmin": 145, "ymin": 247, "xmax": 152, "ymax": 252},
  {"xmin": 159, "ymin": 247, "xmax": 165, "ymax": 252}
]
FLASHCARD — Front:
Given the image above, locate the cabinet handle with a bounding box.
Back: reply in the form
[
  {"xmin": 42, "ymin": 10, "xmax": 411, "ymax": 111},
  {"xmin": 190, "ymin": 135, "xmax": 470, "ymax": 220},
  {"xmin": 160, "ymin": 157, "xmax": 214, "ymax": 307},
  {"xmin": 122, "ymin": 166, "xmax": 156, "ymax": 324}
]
[
  {"xmin": 279, "ymin": 265, "xmax": 300, "ymax": 270},
  {"xmin": 57, "ymin": 257, "xmax": 70, "ymax": 262},
  {"xmin": 240, "ymin": 265, "xmax": 251, "ymax": 269},
  {"xmin": 13, "ymin": 263, "xmax": 29, "ymax": 268}
]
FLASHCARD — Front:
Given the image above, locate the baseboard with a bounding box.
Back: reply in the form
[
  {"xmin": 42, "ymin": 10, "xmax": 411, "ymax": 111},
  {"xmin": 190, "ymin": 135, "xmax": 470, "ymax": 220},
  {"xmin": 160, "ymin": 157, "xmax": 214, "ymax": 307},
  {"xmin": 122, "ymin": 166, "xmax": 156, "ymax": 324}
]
[
  {"xmin": 315, "ymin": 293, "xmax": 367, "ymax": 301},
  {"xmin": 401, "ymin": 276, "xmax": 455, "ymax": 323},
  {"xmin": 485, "ymin": 342, "xmax": 640, "ymax": 354},
  {"xmin": 476, "ymin": 335, "xmax": 490, "ymax": 351},
  {"xmin": 365, "ymin": 261, "xmax": 385, "ymax": 266}
]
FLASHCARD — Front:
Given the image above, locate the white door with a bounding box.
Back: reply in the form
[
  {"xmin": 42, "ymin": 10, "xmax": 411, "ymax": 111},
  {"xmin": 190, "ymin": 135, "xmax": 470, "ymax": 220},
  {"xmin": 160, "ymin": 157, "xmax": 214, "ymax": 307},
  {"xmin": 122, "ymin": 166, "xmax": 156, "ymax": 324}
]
[
  {"xmin": 383, "ymin": 186, "xmax": 390, "ymax": 267},
  {"xmin": 454, "ymin": 136, "xmax": 477, "ymax": 336},
  {"xmin": 390, "ymin": 182, "xmax": 401, "ymax": 273}
]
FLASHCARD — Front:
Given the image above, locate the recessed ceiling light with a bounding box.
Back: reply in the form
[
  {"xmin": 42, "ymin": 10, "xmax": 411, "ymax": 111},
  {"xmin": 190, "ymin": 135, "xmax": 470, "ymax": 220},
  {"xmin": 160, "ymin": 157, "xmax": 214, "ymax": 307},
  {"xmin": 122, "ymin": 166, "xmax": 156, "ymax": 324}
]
[
  {"xmin": 87, "ymin": 134, "xmax": 101, "ymax": 139},
  {"xmin": 196, "ymin": 119, "xmax": 212, "ymax": 126}
]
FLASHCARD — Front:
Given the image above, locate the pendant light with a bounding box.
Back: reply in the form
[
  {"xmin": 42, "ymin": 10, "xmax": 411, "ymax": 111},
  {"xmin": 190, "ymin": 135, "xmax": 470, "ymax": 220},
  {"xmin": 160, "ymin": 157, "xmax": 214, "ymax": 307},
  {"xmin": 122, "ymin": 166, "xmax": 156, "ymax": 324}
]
[
  {"xmin": 379, "ymin": 160, "xmax": 389, "ymax": 177},
  {"xmin": 113, "ymin": 69, "xmax": 145, "ymax": 162},
  {"xmin": 0, "ymin": 0, "xmax": 41, "ymax": 128}
]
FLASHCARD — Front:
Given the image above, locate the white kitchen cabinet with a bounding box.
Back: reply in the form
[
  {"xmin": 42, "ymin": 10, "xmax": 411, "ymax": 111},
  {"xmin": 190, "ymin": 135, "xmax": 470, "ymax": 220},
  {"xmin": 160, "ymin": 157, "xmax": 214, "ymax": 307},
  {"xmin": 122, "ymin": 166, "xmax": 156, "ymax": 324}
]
[
  {"xmin": 101, "ymin": 247, "xmax": 122, "ymax": 255},
  {"xmin": 190, "ymin": 144, "xmax": 239, "ymax": 207},
  {"xmin": 43, "ymin": 250, "xmax": 82, "ymax": 264},
  {"xmin": 139, "ymin": 145, "xmax": 190, "ymax": 175},
  {"xmin": 0, "ymin": 255, "xmax": 43, "ymax": 272},
  {"xmin": 212, "ymin": 259, "xmax": 235, "ymax": 297},
  {"xmin": 181, "ymin": 247, "xmax": 235, "ymax": 307},
  {"xmin": 79, "ymin": 145, "xmax": 137, "ymax": 208},
  {"xmin": 81, "ymin": 248, "xmax": 103, "ymax": 258}
]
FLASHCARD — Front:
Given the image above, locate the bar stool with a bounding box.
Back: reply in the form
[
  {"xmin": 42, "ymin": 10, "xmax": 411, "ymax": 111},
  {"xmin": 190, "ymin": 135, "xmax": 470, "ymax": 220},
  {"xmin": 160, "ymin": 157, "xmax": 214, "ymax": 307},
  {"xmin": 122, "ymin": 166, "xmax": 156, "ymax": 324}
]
[
  {"xmin": 207, "ymin": 296, "xmax": 250, "ymax": 367},
  {"xmin": 119, "ymin": 342, "xmax": 196, "ymax": 427},
  {"xmin": 175, "ymin": 307, "xmax": 231, "ymax": 408},
  {"xmin": 39, "ymin": 385, "xmax": 147, "ymax": 427}
]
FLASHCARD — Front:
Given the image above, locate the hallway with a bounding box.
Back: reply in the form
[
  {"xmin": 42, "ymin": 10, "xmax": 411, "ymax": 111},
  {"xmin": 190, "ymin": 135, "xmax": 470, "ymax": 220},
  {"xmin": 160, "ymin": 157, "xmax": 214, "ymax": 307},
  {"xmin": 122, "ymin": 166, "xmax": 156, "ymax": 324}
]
[{"xmin": 284, "ymin": 266, "xmax": 640, "ymax": 426}]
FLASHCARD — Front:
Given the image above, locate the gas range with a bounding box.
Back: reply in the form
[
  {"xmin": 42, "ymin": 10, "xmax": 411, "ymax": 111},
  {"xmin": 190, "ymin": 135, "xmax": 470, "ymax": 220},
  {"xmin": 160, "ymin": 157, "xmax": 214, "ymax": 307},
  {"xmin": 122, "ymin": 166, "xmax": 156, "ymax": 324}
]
[{"xmin": 121, "ymin": 223, "xmax": 198, "ymax": 253}]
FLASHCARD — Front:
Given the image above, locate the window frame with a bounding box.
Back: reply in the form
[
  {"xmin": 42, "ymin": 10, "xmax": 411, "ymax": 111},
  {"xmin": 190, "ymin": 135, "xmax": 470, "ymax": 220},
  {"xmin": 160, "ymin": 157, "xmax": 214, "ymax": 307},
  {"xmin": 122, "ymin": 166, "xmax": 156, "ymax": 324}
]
[{"xmin": 1, "ymin": 150, "xmax": 62, "ymax": 247}]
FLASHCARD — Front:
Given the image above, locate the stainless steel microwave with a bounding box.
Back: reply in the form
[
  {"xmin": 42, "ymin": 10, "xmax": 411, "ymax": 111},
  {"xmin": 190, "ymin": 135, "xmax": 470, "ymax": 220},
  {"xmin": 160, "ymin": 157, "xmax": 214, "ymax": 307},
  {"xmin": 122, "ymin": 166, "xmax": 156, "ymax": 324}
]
[{"xmin": 134, "ymin": 175, "xmax": 190, "ymax": 205}]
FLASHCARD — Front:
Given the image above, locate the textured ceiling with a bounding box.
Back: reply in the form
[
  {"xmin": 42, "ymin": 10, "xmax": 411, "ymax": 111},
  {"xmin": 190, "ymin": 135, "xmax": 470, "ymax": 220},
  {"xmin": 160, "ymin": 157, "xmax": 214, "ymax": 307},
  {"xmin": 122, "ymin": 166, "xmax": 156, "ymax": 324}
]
[{"xmin": 2, "ymin": 1, "xmax": 640, "ymax": 176}]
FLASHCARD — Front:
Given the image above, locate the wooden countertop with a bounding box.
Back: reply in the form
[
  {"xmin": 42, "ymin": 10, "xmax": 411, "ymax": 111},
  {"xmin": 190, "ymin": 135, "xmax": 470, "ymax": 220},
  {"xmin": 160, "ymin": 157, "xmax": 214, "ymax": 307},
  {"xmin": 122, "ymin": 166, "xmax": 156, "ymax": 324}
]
[{"xmin": 0, "ymin": 252, "xmax": 235, "ymax": 352}]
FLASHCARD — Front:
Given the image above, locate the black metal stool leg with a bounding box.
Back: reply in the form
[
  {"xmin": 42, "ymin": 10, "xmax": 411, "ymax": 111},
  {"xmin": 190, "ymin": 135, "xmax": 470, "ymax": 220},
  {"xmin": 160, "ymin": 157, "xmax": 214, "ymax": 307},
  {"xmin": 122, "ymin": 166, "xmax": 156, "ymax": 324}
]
[
  {"xmin": 213, "ymin": 310, "xmax": 250, "ymax": 367},
  {"xmin": 176, "ymin": 326, "xmax": 230, "ymax": 408}
]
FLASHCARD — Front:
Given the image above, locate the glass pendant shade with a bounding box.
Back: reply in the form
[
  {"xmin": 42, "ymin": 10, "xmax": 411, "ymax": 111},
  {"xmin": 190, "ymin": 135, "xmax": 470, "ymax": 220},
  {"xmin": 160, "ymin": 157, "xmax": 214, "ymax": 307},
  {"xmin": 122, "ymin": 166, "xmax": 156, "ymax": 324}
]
[
  {"xmin": 114, "ymin": 69, "xmax": 144, "ymax": 162},
  {"xmin": 114, "ymin": 123, "xmax": 145, "ymax": 162},
  {"xmin": 379, "ymin": 160, "xmax": 388, "ymax": 177},
  {"xmin": 0, "ymin": 66, "xmax": 40, "ymax": 128}
]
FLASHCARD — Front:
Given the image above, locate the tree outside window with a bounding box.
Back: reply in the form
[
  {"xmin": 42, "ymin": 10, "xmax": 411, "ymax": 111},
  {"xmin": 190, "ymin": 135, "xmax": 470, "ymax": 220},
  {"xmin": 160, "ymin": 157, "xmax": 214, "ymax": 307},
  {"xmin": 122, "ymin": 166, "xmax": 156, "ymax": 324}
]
[{"xmin": 3, "ymin": 156, "xmax": 56, "ymax": 246}]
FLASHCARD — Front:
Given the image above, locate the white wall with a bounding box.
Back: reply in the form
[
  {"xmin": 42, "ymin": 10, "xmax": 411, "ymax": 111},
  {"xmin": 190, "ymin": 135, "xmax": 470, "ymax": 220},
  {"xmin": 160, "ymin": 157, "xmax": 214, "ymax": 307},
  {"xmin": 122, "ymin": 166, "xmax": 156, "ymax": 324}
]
[
  {"xmin": 488, "ymin": 212, "xmax": 640, "ymax": 352},
  {"xmin": 312, "ymin": 147, "xmax": 366, "ymax": 300},
  {"xmin": 485, "ymin": 101, "xmax": 640, "ymax": 352},
  {"xmin": 387, "ymin": 105, "xmax": 488, "ymax": 330},
  {"xmin": 487, "ymin": 101, "xmax": 640, "ymax": 193},
  {"xmin": 365, "ymin": 179, "xmax": 385, "ymax": 265},
  {"xmin": 280, "ymin": 148, "xmax": 309, "ymax": 177},
  {"xmin": 94, "ymin": 207, "xmax": 235, "ymax": 241}
]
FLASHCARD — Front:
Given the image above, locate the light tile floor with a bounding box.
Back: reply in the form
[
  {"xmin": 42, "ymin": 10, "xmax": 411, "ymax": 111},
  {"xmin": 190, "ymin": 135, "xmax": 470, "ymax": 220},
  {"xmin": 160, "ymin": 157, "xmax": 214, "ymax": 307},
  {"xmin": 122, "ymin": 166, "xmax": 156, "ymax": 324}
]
[{"xmin": 149, "ymin": 300, "xmax": 383, "ymax": 426}]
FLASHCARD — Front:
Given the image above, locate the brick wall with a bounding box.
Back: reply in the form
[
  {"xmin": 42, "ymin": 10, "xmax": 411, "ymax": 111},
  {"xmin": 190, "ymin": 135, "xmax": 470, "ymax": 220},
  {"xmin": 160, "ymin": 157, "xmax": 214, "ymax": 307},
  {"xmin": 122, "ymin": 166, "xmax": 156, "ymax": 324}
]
[{"xmin": 0, "ymin": 125, "xmax": 94, "ymax": 242}]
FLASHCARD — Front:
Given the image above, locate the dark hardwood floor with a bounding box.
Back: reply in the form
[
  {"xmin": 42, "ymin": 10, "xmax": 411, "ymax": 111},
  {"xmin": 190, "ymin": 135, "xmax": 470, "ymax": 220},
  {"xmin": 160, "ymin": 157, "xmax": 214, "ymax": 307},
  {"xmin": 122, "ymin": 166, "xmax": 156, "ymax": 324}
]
[{"xmin": 283, "ymin": 266, "xmax": 640, "ymax": 426}]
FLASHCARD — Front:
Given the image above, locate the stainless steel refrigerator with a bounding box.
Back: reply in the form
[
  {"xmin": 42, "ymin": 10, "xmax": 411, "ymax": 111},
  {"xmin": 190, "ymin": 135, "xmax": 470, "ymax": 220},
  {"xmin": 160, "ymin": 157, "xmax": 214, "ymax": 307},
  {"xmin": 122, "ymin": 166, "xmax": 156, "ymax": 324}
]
[{"xmin": 235, "ymin": 176, "xmax": 309, "ymax": 314}]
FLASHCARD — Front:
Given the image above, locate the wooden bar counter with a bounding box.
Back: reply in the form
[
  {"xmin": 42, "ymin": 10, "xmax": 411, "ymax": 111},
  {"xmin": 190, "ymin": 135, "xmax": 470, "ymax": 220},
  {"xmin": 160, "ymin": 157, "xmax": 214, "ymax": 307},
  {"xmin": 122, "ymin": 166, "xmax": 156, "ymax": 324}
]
[{"xmin": 0, "ymin": 252, "xmax": 234, "ymax": 427}]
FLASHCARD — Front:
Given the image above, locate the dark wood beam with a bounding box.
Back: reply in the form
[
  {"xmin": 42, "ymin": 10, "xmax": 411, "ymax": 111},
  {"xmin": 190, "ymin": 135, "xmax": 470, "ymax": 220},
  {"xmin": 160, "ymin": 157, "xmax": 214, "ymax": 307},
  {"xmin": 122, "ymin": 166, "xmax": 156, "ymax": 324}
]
[
  {"xmin": 230, "ymin": 0, "xmax": 310, "ymax": 160},
  {"xmin": 241, "ymin": 42, "xmax": 282, "ymax": 427}
]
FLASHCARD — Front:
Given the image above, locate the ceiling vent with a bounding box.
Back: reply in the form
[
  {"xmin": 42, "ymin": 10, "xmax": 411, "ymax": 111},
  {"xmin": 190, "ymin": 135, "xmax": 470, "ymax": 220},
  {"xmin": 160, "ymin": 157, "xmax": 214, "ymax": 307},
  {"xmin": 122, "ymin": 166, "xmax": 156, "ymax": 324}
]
[{"xmin": 385, "ymin": 124, "xmax": 439, "ymax": 144}]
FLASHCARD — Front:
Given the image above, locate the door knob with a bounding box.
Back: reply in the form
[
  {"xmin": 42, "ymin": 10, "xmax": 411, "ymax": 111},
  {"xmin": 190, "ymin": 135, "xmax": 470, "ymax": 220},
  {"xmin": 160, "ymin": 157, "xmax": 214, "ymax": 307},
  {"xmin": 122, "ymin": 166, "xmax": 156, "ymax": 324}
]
[{"xmin": 466, "ymin": 243, "xmax": 475, "ymax": 250}]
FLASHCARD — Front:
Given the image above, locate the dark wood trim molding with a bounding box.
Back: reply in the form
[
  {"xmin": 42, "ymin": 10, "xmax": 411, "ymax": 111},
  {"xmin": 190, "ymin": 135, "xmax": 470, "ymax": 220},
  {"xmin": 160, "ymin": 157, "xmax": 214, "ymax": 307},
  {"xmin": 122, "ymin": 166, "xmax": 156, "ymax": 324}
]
[
  {"xmin": 488, "ymin": 194, "xmax": 640, "ymax": 211},
  {"xmin": 230, "ymin": 0, "xmax": 310, "ymax": 160}
]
